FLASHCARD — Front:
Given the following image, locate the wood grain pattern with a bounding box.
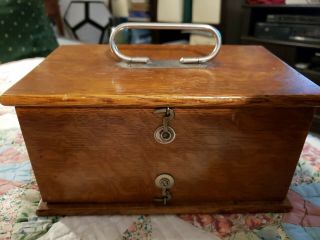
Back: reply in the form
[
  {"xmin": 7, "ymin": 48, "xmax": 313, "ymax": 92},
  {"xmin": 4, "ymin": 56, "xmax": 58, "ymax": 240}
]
[
  {"xmin": 1, "ymin": 45, "xmax": 320, "ymax": 107},
  {"xmin": 16, "ymin": 107, "xmax": 313, "ymax": 206},
  {"xmin": 6, "ymin": 44, "xmax": 318, "ymax": 215},
  {"xmin": 37, "ymin": 198, "xmax": 292, "ymax": 216}
]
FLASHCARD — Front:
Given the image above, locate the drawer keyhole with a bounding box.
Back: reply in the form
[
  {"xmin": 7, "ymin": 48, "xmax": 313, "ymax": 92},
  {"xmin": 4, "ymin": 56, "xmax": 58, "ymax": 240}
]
[{"xmin": 154, "ymin": 174, "xmax": 174, "ymax": 205}]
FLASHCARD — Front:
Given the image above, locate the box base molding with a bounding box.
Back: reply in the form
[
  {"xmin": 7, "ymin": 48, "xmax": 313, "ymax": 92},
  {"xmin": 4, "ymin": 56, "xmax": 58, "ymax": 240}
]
[{"xmin": 37, "ymin": 198, "xmax": 292, "ymax": 216}]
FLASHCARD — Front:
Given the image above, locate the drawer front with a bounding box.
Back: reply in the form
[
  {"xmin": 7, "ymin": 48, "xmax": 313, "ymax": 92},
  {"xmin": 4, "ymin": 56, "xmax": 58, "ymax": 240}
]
[{"xmin": 16, "ymin": 107, "xmax": 313, "ymax": 204}]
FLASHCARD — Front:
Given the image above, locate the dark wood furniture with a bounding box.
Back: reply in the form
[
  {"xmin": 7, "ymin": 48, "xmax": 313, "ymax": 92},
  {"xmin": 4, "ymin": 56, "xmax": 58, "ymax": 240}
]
[
  {"xmin": 241, "ymin": 4, "xmax": 320, "ymax": 85},
  {"xmin": 241, "ymin": 3, "xmax": 320, "ymax": 132},
  {"xmin": 44, "ymin": 0, "xmax": 64, "ymax": 36},
  {"xmin": 1, "ymin": 45, "xmax": 320, "ymax": 215}
]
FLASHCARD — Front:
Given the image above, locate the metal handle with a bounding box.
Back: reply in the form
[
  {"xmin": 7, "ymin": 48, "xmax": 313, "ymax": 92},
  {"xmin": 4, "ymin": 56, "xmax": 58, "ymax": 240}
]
[{"xmin": 109, "ymin": 22, "xmax": 222, "ymax": 64}]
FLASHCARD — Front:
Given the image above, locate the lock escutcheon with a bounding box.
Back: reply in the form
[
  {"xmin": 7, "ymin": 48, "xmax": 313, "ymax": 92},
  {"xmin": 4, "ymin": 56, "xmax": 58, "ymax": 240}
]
[
  {"xmin": 154, "ymin": 126, "xmax": 176, "ymax": 144},
  {"xmin": 154, "ymin": 107, "xmax": 176, "ymax": 144},
  {"xmin": 155, "ymin": 174, "xmax": 175, "ymax": 189},
  {"xmin": 154, "ymin": 174, "xmax": 174, "ymax": 205}
]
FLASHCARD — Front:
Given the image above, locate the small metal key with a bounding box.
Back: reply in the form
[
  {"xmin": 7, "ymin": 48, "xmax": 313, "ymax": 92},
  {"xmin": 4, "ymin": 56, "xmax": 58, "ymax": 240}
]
[
  {"xmin": 154, "ymin": 188, "xmax": 172, "ymax": 205},
  {"xmin": 154, "ymin": 174, "xmax": 174, "ymax": 205}
]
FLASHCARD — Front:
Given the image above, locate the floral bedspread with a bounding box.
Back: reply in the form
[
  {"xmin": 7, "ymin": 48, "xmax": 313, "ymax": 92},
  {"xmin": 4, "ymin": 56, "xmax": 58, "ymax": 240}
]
[{"xmin": 0, "ymin": 58, "xmax": 320, "ymax": 240}]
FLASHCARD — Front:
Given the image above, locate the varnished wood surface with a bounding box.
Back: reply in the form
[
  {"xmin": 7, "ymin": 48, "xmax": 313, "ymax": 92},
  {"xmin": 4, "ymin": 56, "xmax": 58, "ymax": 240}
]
[
  {"xmin": 17, "ymin": 107, "xmax": 313, "ymax": 205},
  {"xmin": 2, "ymin": 45, "xmax": 320, "ymax": 107},
  {"xmin": 37, "ymin": 198, "xmax": 292, "ymax": 216}
]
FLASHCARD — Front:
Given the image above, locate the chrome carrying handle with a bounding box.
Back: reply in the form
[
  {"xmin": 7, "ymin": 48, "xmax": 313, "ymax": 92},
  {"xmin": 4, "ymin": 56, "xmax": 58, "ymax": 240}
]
[{"xmin": 109, "ymin": 22, "xmax": 222, "ymax": 64}]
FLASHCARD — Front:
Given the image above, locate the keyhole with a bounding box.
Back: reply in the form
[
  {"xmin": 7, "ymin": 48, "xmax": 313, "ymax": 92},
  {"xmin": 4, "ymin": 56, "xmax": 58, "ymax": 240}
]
[
  {"xmin": 161, "ymin": 131, "xmax": 171, "ymax": 140},
  {"xmin": 155, "ymin": 174, "xmax": 174, "ymax": 189},
  {"xmin": 154, "ymin": 126, "xmax": 176, "ymax": 144},
  {"xmin": 159, "ymin": 178, "xmax": 170, "ymax": 188}
]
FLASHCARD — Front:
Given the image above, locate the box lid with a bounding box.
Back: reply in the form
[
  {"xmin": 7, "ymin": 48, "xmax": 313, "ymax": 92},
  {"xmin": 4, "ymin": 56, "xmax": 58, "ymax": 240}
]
[{"xmin": 1, "ymin": 44, "xmax": 320, "ymax": 108}]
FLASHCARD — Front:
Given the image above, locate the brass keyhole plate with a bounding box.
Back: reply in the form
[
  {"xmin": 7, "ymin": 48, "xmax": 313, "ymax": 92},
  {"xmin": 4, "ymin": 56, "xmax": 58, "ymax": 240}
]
[
  {"xmin": 155, "ymin": 174, "xmax": 175, "ymax": 189},
  {"xmin": 154, "ymin": 126, "xmax": 176, "ymax": 144}
]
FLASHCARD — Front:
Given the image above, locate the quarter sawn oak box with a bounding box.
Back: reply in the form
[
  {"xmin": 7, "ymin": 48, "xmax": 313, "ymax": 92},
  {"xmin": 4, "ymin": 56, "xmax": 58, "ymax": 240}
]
[{"xmin": 1, "ymin": 45, "xmax": 320, "ymax": 216}]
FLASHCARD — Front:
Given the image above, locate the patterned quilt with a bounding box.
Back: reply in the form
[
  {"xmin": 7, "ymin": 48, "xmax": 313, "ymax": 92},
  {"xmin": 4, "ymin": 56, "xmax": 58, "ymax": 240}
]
[{"xmin": 0, "ymin": 58, "xmax": 320, "ymax": 240}]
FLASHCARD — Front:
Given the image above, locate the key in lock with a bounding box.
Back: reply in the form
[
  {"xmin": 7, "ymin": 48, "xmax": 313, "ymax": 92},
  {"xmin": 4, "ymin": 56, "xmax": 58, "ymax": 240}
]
[
  {"xmin": 154, "ymin": 107, "xmax": 176, "ymax": 144},
  {"xmin": 154, "ymin": 174, "xmax": 174, "ymax": 205}
]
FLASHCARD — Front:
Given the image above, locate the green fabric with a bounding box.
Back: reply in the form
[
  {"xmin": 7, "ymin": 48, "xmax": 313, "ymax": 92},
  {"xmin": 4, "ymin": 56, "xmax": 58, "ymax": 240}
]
[
  {"xmin": 0, "ymin": 0, "xmax": 58, "ymax": 64},
  {"xmin": 11, "ymin": 188, "xmax": 59, "ymax": 240}
]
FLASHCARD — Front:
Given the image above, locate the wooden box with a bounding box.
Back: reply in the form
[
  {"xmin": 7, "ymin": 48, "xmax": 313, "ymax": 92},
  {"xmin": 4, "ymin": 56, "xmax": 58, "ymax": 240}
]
[{"xmin": 1, "ymin": 45, "xmax": 320, "ymax": 216}]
